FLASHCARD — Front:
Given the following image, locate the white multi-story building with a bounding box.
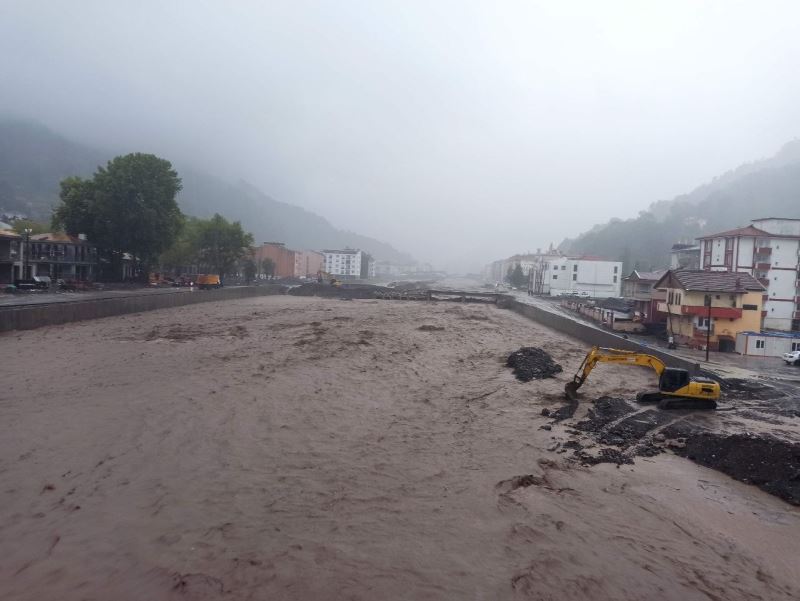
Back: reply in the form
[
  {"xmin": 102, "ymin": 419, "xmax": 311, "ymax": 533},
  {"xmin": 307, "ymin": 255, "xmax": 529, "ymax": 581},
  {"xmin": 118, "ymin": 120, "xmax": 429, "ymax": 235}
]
[
  {"xmin": 697, "ymin": 218, "xmax": 800, "ymax": 331},
  {"xmin": 322, "ymin": 248, "xmax": 373, "ymax": 280},
  {"xmin": 485, "ymin": 246, "xmax": 563, "ymax": 285},
  {"xmin": 532, "ymin": 256, "xmax": 623, "ymax": 298}
]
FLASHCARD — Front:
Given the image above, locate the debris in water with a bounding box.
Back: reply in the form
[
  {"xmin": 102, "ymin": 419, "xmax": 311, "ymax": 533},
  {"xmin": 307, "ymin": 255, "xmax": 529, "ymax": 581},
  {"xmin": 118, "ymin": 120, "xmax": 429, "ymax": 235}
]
[{"xmin": 506, "ymin": 347, "xmax": 562, "ymax": 382}]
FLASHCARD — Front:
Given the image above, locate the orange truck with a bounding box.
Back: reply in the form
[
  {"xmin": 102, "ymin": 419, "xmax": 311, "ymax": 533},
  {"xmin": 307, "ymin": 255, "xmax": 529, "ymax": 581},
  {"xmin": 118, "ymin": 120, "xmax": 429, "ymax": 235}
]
[{"xmin": 196, "ymin": 274, "xmax": 222, "ymax": 290}]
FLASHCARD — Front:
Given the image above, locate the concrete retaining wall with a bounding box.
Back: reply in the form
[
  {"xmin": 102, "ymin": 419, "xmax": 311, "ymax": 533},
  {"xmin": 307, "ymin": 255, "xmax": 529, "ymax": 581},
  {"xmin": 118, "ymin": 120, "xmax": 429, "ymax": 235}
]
[
  {"xmin": 504, "ymin": 297, "xmax": 700, "ymax": 374},
  {"xmin": 0, "ymin": 285, "xmax": 287, "ymax": 333}
]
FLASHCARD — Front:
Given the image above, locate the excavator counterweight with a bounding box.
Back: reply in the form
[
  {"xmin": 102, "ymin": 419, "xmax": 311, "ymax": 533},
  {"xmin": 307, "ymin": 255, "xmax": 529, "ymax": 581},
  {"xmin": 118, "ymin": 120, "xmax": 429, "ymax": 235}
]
[{"xmin": 564, "ymin": 346, "xmax": 720, "ymax": 410}]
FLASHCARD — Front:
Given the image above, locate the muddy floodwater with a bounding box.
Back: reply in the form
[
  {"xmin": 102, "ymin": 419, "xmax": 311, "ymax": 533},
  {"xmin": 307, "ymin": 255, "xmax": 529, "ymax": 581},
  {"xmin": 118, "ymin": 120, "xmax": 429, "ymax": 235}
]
[{"xmin": 1, "ymin": 296, "xmax": 798, "ymax": 600}]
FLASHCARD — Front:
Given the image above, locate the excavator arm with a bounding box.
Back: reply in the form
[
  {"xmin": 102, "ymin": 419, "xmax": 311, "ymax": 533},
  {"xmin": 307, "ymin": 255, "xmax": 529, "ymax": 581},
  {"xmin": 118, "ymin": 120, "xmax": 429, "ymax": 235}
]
[{"xmin": 564, "ymin": 347, "xmax": 667, "ymax": 400}]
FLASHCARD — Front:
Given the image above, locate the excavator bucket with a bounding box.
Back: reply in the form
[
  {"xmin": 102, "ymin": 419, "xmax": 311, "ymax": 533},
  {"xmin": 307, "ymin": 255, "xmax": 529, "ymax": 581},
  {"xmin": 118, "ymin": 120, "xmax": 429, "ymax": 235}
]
[{"xmin": 564, "ymin": 381, "xmax": 580, "ymax": 401}]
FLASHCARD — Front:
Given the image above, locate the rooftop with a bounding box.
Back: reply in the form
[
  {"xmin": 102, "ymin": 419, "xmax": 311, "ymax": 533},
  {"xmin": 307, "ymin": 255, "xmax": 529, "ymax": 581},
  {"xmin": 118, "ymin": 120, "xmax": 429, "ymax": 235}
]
[
  {"xmin": 655, "ymin": 269, "xmax": 765, "ymax": 293},
  {"xmin": 0, "ymin": 229, "xmax": 21, "ymax": 240},
  {"xmin": 31, "ymin": 233, "xmax": 93, "ymax": 244},
  {"xmin": 696, "ymin": 225, "xmax": 772, "ymax": 240},
  {"xmin": 625, "ymin": 269, "xmax": 667, "ymax": 282},
  {"xmin": 565, "ymin": 255, "xmax": 616, "ymax": 262}
]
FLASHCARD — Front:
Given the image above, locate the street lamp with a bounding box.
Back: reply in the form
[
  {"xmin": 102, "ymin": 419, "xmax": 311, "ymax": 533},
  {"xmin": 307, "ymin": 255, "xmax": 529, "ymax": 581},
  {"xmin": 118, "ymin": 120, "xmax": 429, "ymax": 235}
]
[{"xmin": 704, "ymin": 294, "xmax": 712, "ymax": 362}]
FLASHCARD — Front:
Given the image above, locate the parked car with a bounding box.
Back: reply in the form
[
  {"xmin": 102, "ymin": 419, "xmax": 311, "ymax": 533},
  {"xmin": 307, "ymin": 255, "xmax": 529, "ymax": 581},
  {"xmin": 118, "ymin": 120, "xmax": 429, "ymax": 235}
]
[{"xmin": 783, "ymin": 350, "xmax": 800, "ymax": 366}]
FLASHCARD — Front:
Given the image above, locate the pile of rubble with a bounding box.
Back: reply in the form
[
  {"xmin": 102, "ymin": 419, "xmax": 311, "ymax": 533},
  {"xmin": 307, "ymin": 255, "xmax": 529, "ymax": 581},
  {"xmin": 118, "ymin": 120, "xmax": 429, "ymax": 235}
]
[{"xmin": 506, "ymin": 347, "xmax": 563, "ymax": 382}]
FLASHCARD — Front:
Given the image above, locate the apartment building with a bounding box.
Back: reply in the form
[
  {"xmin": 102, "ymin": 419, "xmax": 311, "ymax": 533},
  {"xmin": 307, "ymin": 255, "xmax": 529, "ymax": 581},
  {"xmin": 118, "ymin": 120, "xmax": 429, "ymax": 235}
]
[
  {"xmin": 697, "ymin": 217, "xmax": 800, "ymax": 331},
  {"xmin": 0, "ymin": 229, "xmax": 19, "ymax": 283},
  {"xmin": 621, "ymin": 269, "xmax": 667, "ymax": 325},
  {"xmin": 323, "ymin": 249, "xmax": 373, "ymax": 280},
  {"xmin": 0, "ymin": 230, "xmax": 98, "ymax": 284},
  {"xmin": 293, "ymin": 250, "xmax": 324, "ymax": 278},
  {"xmin": 252, "ymin": 242, "xmax": 296, "ymax": 278},
  {"xmin": 485, "ymin": 246, "xmax": 563, "ymax": 285},
  {"xmin": 654, "ymin": 270, "xmax": 765, "ymax": 352},
  {"xmin": 531, "ymin": 256, "xmax": 623, "ymax": 298},
  {"xmin": 670, "ymin": 243, "xmax": 700, "ymax": 269}
]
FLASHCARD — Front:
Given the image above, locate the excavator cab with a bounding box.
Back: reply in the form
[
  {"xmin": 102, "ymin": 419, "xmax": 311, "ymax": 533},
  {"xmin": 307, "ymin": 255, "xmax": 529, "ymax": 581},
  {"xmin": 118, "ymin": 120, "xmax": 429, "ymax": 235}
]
[
  {"xmin": 658, "ymin": 368, "xmax": 690, "ymax": 392},
  {"xmin": 564, "ymin": 346, "xmax": 720, "ymax": 410}
]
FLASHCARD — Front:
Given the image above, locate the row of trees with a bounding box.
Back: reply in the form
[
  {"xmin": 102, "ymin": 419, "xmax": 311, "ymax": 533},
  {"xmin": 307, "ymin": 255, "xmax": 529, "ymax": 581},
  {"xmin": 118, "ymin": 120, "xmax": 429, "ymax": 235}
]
[
  {"xmin": 52, "ymin": 153, "xmax": 253, "ymax": 280},
  {"xmin": 505, "ymin": 264, "xmax": 527, "ymax": 288}
]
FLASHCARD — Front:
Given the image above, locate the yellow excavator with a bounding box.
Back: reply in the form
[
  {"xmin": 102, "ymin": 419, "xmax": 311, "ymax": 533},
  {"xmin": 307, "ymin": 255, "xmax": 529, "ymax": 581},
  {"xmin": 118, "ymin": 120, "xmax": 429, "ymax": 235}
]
[{"xmin": 564, "ymin": 346, "xmax": 720, "ymax": 410}]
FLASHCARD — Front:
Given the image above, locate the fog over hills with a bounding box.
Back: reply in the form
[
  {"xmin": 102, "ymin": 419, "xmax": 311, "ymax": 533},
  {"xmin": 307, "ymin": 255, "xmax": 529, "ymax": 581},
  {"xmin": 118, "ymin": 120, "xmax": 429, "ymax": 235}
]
[
  {"xmin": 561, "ymin": 140, "xmax": 800, "ymax": 270},
  {"xmin": 0, "ymin": 119, "xmax": 414, "ymax": 264}
]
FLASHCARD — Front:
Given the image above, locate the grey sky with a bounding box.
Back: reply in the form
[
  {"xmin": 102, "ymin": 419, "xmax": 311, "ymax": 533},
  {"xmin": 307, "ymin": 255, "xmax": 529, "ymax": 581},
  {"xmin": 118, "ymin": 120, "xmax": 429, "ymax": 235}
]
[{"xmin": 2, "ymin": 0, "xmax": 800, "ymax": 271}]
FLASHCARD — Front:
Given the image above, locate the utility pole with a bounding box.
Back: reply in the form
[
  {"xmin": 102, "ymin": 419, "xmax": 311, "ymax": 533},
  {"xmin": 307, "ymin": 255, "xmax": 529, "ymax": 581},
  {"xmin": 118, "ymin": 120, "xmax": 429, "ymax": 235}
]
[
  {"xmin": 23, "ymin": 227, "xmax": 32, "ymax": 280},
  {"xmin": 704, "ymin": 294, "xmax": 712, "ymax": 362}
]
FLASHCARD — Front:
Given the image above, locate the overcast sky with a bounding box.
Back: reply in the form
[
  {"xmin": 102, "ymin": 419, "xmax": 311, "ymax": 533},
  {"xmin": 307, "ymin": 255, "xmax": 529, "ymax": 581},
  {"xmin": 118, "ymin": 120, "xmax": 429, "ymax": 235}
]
[{"xmin": 2, "ymin": 0, "xmax": 800, "ymax": 270}]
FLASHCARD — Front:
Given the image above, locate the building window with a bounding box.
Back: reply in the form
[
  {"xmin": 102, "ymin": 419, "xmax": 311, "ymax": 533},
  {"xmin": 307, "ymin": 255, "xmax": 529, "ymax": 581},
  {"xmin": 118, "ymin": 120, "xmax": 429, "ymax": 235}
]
[
  {"xmin": 553, "ymin": 274, "xmax": 558, "ymax": 280},
  {"xmin": 561, "ymin": 265, "xmax": 566, "ymax": 270},
  {"xmin": 724, "ymin": 237, "xmax": 734, "ymax": 268},
  {"xmin": 613, "ymin": 276, "xmax": 617, "ymax": 283},
  {"xmin": 573, "ymin": 265, "xmax": 578, "ymax": 272},
  {"xmin": 613, "ymin": 266, "xmax": 618, "ymax": 274},
  {"xmin": 755, "ymin": 340, "xmax": 765, "ymax": 349},
  {"xmin": 792, "ymin": 342, "xmax": 800, "ymax": 351},
  {"xmin": 572, "ymin": 274, "xmax": 577, "ymax": 281}
]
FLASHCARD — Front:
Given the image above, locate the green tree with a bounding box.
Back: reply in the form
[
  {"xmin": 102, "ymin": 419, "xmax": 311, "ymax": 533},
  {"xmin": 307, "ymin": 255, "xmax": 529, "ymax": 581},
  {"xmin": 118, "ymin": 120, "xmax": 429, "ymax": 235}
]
[
  {"xmin": 159, "ymin": 216, "xmax": 202, "ymax": 273},
  {"xmin": 195, "ymin": 213, "xmax": 254, "ymax": 276},
  {"xmin": 242, "ymin": 257, "xmax": 257, "ymax": 282},
  {"xmin": 261, "ymin": 258, "xmax": 275, "ymax": 278},
  {"xmin": 510, "ymin": 264, "xmax": 527, "ymax": 288},
  {"xmin": 11, "ymin": 219, "xmax": 49, "ymax": 235},
  {"xmin": 53, "ymin": 153, "xmax": 183, "ymax": 279}
]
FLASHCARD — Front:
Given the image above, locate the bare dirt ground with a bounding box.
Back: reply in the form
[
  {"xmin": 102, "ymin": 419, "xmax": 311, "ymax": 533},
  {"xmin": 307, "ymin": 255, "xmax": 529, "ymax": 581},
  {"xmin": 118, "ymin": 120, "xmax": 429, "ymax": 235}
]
[{"xmin": 1, "ymin": 296, "xmax": 799, "ymax": 600}]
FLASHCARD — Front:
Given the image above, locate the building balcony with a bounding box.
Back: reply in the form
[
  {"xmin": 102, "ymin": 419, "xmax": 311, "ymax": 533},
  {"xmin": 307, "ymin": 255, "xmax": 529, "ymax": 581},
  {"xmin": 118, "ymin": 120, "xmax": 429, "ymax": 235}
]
[
  {"xmin": 758, "ymin": 277, "xmax": 770, "ymax": 288},
  {"xmin": 693, "ymin": 326, "xmax": 715, "ymax": 338},
  {"xmin": 755, "ymin": 262, "xmax": 772, "ymax": 271},
  {"xmin": 29, "ymin": 255, "xmax": 96, "ymax": 264},
  {"xmin": 681, "ymin": 305, "xmax": 743, "ymax": 319},
  {"xmin": 756, "ymin": 247, "xmax": 772, "ymax": 255}
]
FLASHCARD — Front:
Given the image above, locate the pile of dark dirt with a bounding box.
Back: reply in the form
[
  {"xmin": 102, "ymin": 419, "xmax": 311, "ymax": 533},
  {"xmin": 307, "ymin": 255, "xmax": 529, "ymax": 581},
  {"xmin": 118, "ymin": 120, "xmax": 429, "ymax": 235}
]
[
  {"xmin": 555, "ymin": 392, "xmax": 800, "ymax": 505},
  {"xmin": 506, "ymin": 347, "xmax": 563, "ymax": 382},
  {"xmin": 664, "ymin": 429, "xmax": 800, "ymax": 504},
  {"xmin": 418, "ymin": 325, "xmax": 445, "ymax": 332},
  {"xmin": 549, "ymin": 400, "xmax": 578, "ymax": 421},
  {"xmin": 574, "ymin": 397, "xmax": 636, "ymax": 432}
]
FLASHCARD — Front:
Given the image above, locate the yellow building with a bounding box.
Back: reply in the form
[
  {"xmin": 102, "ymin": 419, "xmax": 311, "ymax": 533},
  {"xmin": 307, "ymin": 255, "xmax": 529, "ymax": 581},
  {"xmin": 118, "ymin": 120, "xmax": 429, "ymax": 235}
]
[{"xmin": 654, "ymin": 270, "xmax": 765, "ymax": 352}]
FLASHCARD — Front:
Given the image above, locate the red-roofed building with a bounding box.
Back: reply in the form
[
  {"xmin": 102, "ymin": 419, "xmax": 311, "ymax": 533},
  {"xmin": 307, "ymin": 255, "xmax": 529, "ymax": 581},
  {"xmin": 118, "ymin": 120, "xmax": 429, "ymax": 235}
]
[
  {"xmin": 697, "ymin": 218, "xmax": 800, "ymax": 331},
  {"xmin": 654, "ymin": 270, "xmax": 766, "ymax": 352}
]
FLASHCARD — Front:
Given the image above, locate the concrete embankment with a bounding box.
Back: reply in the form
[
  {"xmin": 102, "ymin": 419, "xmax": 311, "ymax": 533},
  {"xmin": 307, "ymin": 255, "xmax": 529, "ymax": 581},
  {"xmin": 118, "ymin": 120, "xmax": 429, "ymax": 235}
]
[
  {"xmin": 502, "ymin": 296, "xmax": 701, "ymax": 374},
  {"xmin": 0, "ymin": 285, "xmax": 287, "ymax": 332}
]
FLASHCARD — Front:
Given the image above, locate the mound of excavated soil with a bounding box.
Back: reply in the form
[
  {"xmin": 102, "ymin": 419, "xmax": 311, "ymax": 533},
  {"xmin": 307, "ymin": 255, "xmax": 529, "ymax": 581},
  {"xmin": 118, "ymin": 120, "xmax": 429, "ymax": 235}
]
[
  {"xmin": 665, "ymin": 430, "xmax": 800, "ymax": 504},
  {"xmin": 558, "ymin": 393, "xmax": 800, "ymax": 505},
  {"xmin": 506, "ymin": 347, "xmax": 563, "ymax": 382}
]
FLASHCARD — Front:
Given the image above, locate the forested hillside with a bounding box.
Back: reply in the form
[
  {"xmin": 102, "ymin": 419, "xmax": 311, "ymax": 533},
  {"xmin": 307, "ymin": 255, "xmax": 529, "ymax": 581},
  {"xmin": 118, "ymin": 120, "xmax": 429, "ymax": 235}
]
[
  {"xmin": 562, "ymin": 141, "xmax": 800, "ymax": 271},
  {"xmin": 0, "ymin": 119, "xmax": 413, "ymax": 263}
]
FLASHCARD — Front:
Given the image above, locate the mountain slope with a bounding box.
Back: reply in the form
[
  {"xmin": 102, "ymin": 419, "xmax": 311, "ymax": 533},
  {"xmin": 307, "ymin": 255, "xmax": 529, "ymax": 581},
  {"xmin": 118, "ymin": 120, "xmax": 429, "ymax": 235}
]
[
  {"xmin": 562, "ymin": 141, "xmax": 800, "ymax": 270},
  {"xmin": 0, "ymin": 119, "xmax": 413, "ymax": 263}
]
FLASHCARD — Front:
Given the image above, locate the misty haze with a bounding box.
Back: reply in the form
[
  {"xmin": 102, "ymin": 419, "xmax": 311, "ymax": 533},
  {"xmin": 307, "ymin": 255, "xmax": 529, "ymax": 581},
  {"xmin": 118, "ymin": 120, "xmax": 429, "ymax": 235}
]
[{"xmin": 1, "ymin": 2, "xmax": 800, "ymax": 600}]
